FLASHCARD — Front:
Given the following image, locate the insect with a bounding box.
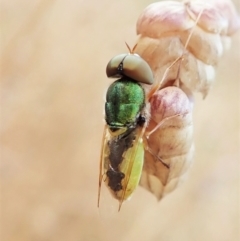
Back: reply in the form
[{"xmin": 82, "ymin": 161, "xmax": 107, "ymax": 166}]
[
  {"xmin": 97, "ymin": 43, "xmax": 182, "ymax": 211},
  {"xmin": 97, "ymin": 43, "xmax": 156, "ymax": 211}
]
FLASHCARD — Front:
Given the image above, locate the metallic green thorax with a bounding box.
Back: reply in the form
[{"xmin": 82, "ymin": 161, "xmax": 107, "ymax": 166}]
[{"xmin": 105, "ymin": 77, "xmax": 145, "ymax": 130}]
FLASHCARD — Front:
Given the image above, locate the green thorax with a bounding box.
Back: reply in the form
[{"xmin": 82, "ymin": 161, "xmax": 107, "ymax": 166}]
[{"xmin": 105, "ymin": 77, "xmax": 145, "ymax": 130}]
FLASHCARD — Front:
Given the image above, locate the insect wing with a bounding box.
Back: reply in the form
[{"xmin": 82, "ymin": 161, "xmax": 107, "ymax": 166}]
[
  {"xmin": 98, "ymin": 125, "xmax": 115, "ymax": 207},
  {"xmin": 116, "ymin": 129, "xmax": 144, "ymax": 202},
  {"xmin": 98, "ymin": 126, "xmax": 145, "ymax": 211}
]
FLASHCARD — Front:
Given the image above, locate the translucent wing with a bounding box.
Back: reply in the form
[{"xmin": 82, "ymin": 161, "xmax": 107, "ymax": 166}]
[{"xmin": 98, "ymin": 124, "xmax": 146, "ymax": 211}]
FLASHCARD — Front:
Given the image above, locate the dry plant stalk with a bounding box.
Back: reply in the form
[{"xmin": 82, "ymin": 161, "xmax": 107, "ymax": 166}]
[{"xmin": 134, "ymin": 0, "xmax": 240, "ymax": 200}]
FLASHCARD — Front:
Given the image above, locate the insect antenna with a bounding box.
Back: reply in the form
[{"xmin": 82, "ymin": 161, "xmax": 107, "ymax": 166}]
[{"xmin": 125, "ymin": 42, "xmax": 138, "ymax": 54}]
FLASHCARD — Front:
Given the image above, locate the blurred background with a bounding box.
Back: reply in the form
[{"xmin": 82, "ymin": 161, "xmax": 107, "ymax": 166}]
[{"xmin": 1, "ymin": 0, "xmax": 239, "ymax": 241}]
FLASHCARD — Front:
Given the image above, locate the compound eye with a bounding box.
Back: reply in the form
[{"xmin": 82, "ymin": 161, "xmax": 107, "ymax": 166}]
[
  {"xmin": 106, "ymin": 54, "xmax": 154, "ymax": 85},
  {"xmin": 106, "ymin": 54, "xmax": 127, "ymax": 79}
]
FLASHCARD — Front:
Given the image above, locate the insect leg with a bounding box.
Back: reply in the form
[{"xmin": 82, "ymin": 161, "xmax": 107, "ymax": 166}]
[
  {"xmin": 143, "ymin": 137, "xmax": 169, "ymax": 168},
  {"xmin": 146, "ymin": 112, "xmax": 188, "ymax": 139},
  {"xmin": 147, "ymin": 57, "xmax": 182, "ymax": 99}
]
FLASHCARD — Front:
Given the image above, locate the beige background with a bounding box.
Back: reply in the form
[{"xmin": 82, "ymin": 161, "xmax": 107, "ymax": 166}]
[{"xmin": 1, "ymin": 0, "xmax": 240, "ymax": 241}]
